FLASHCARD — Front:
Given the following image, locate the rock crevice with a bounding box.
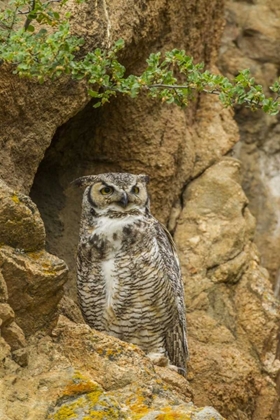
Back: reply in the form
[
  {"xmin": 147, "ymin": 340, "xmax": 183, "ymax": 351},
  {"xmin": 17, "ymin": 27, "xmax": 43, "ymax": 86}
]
[{"xmin": 0, "ymin": 0, "xmax": 279, "ymax": 419}]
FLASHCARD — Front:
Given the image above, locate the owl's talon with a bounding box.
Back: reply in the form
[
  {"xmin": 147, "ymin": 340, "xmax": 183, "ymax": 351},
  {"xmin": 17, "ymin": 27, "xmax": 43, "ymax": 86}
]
[{"xmin": 147, "ymin": 352, "xmax": 169, "ymax": 367}]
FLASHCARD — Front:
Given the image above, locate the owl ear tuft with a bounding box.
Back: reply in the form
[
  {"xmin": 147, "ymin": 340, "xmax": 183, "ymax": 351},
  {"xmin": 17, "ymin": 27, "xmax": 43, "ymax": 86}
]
[
  {"xmin": 138, "ymin": 174, "xmax": 150, "ymax": 184},
  {"xmin": 70, "ymin": 175, "xmax": 98, "ymax": 188}
]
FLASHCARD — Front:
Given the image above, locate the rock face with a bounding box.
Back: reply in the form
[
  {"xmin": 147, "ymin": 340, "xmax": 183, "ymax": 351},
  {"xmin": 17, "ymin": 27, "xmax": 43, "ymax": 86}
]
[
  {"xmin": 0, "ymin": 179, "xmax": 68, "ymax": 370},
  {"xmin": 0, "ymin": 0, "xmax": 279, "ymax": 419},
  {"xmin": 219, "ymin": 0, "xmax": 280, "ymax": 291},
  {"xmin": 0, "ymin": 316, "xmax": 225, "ymax": 420},
  {"xmin": 0, "ymin": 246, "xmax": 68, "ymax": 336},
  {"xmin": 0, "ymin": 179, "xmax": 45, "ymax": 251},
  {"xmin": 0, "ymin": 181, "xmax": 62, "ymax": 339},
  {"xmin": 175, "ymin": 158, "xmax": 280, "ymax": 419}
]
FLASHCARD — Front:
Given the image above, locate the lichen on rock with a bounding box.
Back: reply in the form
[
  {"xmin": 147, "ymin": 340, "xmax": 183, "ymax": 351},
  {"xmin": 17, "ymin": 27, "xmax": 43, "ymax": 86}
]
[
  {"xmin": 0, "ymin": 315, "xmax": 223, "ymax": 420},
  {"xmin": 219, "ymin": 0, "xmax": 280, "ymax": 292},
  {"xmin": 0, "ymin": 245, "xmax": 68, "ymax": 336},
  {"xmin": 0, "ymin": 179, "xmax": 45, "ymax": 252},
  {"xmin": 0, "ymin": 0, "xmax": 279, "ymax": 419},
  {"xmin": 175, "ymin": 157, "xmax": 280, "ymax": 419}
]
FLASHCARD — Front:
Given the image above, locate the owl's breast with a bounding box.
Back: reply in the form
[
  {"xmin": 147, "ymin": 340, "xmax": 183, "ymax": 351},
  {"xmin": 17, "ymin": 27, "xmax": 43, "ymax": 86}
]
[{"xmin": 89, "ymin": 214, "xmax": 146, "ymax": 310}]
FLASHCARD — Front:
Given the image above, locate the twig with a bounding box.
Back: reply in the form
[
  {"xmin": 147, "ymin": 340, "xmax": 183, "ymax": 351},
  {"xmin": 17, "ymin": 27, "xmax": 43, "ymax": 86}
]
[
  {"xmin": 148, "ymin": 83, "xmax": 221, "ymax": 95},
  {"xmin": 7, "ymin": 7, "xmax": 18, "ymax": 39},
  {"xmin": 147, "ymin": 83, "xmax": 279, "ymax": 110},
  {"xmin": 102, "ymin": 0, "xmax": 111, "ymax": 48},
  {"xmin": 24, "ymin": 0, "xmax": 35, "ymax": 30},
  {"xmin": 148, "ymin": 84, "xmax": 192, "ymax": 89},
  {"xmin": 18, "ymin": 9, "xmax": 31, "ymax": 15}
]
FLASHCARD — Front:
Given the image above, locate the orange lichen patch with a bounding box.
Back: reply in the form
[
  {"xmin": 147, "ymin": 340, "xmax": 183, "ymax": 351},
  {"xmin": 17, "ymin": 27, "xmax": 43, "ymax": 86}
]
[
  {"xmin": 95, "ymin": 344, "xmax": 127, "ymax": 361},
  {"xmin": 62, "ymin": 381, "xmax": 100, "ymax": 397},
  {"xmin": 126, "ymin": 393, "xmax": 152, "ymax": 419},
  {"xmin": 61, "ymin": 371, "xmax": 102, "ymax": 397}
]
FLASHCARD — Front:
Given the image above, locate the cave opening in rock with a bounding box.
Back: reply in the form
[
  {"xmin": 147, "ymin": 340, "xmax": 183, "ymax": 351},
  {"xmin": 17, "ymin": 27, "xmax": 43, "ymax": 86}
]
[
  {"xmin": 30, "ymin": 100, "xmax": 106, "ymax": 299},
  {"xmin": 29, "ymin": 87, "xmax": 193, "ymax": 301}
]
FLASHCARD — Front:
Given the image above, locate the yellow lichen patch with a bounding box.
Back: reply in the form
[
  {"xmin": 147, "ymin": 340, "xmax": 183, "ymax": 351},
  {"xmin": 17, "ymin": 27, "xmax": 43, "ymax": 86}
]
[
  {"xmin": 126, "ymin": 393, "xmax": 152, "ymax": 419},
  {"xmin": 95, "ymin": 344, "xmax": 125, "ymax": 361},
  {"xmin": 63, "ymin": 381, "xmax": 101, "ymax": 397},
  {"xmin": 105, "ymin": 346, "xmax": 124, "ymax": 360},
  {"xmin": 40, "ymin": 266, "xmax": 58, "ymax": 276},
  {"xmin": 51, "ymin": 404, "xmax": 77, "ymax": 420},
  {"xmin": 62, "ymin": 371, "xmax": 102, "ymax": 397},
  {"xmin": 26, "ymin": 250, "xmax": 45, "ymax": 261},
  {"xmin": 49, "ymin": 382, "xmax": 123, "ymax": 420},
  {"xmin": 155, "ymin": 406, "xmax": 191, "ymax": 420},
  {"xmin": 11, "ymin": 194, "xmax": 20, "ymax": 204},
  {"xmin": 86, "ymin": 392, "xmax": 123, "ymax": 419}
]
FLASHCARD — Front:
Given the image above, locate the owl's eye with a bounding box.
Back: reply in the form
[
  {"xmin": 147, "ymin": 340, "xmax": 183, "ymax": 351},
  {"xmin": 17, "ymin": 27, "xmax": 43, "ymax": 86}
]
[
  {"xmin": 132, "ymin": 186, "xmax": 140, "ymax": 194},
  {"xmin": 100, "ymin": 186, "xmax": 114, "ymax": 195}
]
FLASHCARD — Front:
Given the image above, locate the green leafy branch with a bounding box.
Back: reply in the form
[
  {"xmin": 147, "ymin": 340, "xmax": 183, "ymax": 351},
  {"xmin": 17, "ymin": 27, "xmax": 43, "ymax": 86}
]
[{"xmin": 1, "ymin": 0, "xmax": 280, "ymax": 115}]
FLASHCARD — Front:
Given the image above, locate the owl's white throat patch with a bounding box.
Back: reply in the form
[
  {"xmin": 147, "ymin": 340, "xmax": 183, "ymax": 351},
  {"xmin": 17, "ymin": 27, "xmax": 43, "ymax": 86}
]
[{"xmin": 94, "ymin": 215, "xmax": 140, "ymax": 241}]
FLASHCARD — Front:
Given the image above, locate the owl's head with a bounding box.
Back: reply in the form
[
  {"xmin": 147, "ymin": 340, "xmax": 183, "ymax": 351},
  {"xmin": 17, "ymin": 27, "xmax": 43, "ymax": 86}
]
[{"xmin": 73, "ymin": 172, "xmax": 150, "ymax": 216}]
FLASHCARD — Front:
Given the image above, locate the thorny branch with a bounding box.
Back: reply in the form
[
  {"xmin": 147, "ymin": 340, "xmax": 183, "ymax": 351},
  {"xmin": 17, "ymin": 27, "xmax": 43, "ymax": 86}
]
[{"xmin": 0, "ymin": 0, "xmax": 279, "ymax": 115}]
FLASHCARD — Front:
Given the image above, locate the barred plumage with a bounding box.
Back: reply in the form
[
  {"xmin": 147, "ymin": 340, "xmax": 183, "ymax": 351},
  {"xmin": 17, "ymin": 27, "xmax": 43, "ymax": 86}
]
[{"xmin": 74, "ymin": 172, "xmax": 188, "ymax": 375}]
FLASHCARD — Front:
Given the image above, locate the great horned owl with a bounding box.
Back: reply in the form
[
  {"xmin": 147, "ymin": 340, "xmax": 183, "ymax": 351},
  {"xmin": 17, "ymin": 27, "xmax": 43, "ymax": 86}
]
[{"xmin": 74, "ymin": 172, "xmax": 188, "ymax": 375}]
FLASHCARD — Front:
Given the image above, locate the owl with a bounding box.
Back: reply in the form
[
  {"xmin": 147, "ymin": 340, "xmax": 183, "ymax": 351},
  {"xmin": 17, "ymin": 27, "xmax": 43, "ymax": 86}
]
[{"xmin": 74, "ymin": 172, "xmax": 188, "ymax": 376}]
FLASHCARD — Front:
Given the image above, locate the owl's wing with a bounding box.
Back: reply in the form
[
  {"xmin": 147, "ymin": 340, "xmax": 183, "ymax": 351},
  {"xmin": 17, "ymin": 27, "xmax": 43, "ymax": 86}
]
[{"xmin": 152, "ymin": 217, "xmax": 189, "ymax": 376}]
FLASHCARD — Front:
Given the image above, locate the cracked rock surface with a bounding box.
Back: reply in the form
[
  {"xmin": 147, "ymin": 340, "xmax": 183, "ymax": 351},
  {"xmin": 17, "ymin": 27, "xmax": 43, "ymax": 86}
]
[{"xmin": 0, "ymin": 0, "xmax": 279, "ymax": 419}]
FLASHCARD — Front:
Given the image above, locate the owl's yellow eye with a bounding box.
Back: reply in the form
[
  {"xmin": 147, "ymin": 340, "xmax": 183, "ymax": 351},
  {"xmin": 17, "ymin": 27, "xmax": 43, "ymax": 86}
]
[
  {"xmin": 100, "ymin": 186, "xmax": 114, "ymax": 195},
  {"xmin": 132, "ymin": 186, "xmax": 140, "ymax": 194}
]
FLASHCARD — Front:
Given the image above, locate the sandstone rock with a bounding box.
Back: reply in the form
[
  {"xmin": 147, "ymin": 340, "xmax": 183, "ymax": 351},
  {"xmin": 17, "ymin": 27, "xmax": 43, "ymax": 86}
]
[
  {"xmin": 219, "ymin": 7, "xmax": 280, "ymax": 414},
  {"xmin": 0, "ymin": 63, "xmax": 89, "ymax": 195},
  {"xmin": 0, "ymin": 303, "xmax": 26, "ymax": 361},
  {"xmin": 57, "ymin": 295, "xmax": 85, "ymax": 324},
  {"xmin": 0, "ymin": 336, "xmax": 10, "ymax": 362},
  {"xmin": 176, "ymin": 158, "xmax": 255, "ymax": 276},
  {"xmin": 219, "ymin": 0, "xmax": 280, "ymax": 289},
  {"xmin": 0, "ymin": 0, "xmax": 226, "ymax": 197},
  {"xmin": 0, "ymin": 0, "xmax": 278, "ymax": 419},
  {"xmin": 191, "ymin": 92, "xmax": 239, "ymax": 179},
  {"xmin": 175, "ymin": 158, "xmax": 280, "ymax": 420},
  {"xmin": 0, "ymin": 179, "xmax": 45, "ymax": 252},
  {"xmin": 154, "ymin": 365, "xmax": 193, "ymax": 400},
  {"xmin": 1, "ymin": 321, "xmax": 26, "ymax": 351},
  {"xmin": 0, "ymin": 303, "xmax": 14, "ymax": 325},
  {"xmin": 0, "ymin": 270, "xmax": 8, "ymax": 302},
  {"xmin": 0, "ymin": 316, "xmax": 225, "ymax": 420},
  {"xmin": 0, "ymin": 246, "xmax": 68, "ymax": 336},
  {"xmin": 11, "ymin": 348, "xmax": 29, "ymax": 368}
]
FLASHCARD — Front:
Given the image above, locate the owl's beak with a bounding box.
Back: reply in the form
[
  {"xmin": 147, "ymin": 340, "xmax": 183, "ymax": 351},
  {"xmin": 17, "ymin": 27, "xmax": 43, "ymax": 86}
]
[{"xmin": 118, "ymin": 192, "xmax": 128, "ymax": 208}]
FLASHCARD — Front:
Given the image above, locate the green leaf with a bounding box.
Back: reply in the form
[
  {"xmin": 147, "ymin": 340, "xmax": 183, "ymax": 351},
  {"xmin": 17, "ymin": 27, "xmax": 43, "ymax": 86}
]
[
  {"xmin": 0, "ymin": 0, "xmax": 279, "ymax": 115},
  {"xmin": 26, "ymin": 24, "xmax": 35, "ymax": 32},
  {"xmin": 88, "ymin": 89, "xmax": 101, "ymax": 98},
  {"xmin": 114, "ymin": 38, "xmax": 124, "ymax": 48}
]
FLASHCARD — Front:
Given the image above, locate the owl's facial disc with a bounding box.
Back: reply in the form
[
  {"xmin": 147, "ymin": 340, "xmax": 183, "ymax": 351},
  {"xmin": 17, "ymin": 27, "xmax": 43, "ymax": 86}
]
[
  {"xmin": 88, "ymin": 179, "xmax": 148, "ymax": 214},
  {"xmin": 87, "ymin": 183, "xmax": 126, "ymax": 209}
]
